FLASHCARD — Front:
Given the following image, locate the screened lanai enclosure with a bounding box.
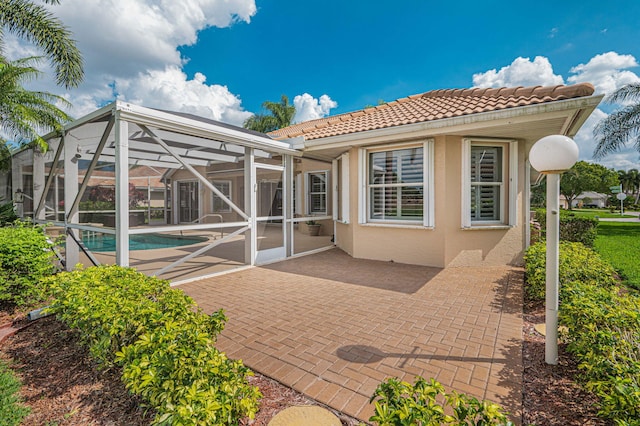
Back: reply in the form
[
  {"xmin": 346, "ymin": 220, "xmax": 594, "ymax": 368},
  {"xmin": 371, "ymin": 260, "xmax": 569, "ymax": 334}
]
[{"xmin": 11, "ymin": 102, "xmax": 335, "ymax": 282}]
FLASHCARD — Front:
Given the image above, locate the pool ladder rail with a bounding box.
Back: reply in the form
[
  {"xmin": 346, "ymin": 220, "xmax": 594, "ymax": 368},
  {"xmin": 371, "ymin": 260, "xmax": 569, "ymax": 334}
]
[{"xmin": 183, "ymin": 214, "xmax": 224, "ymax": 239}]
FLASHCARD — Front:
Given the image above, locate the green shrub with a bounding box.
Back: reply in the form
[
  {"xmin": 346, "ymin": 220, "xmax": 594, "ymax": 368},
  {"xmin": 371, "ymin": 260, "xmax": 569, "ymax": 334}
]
[
  {"xmin": 369, "ymin": 377, "xmax": 513, "ymax": 425},
  {"xmin": 534, "ymin": 209, "xmax": 599, "ymax": 247},
  {"xmin": 46, "ymin": 265, "xmax": 260, "ymax": 425},
  {"xmin": 0, "ymin": 202, "xmax": 18, "ymax": 225},
  {"xmin": 0, "ymin": 359, "xmax": 30, "ymax": 426},
  {"xmin": 524, "ymin": 241, "xmax": 617, "ymax": 300},
  {"xmin": 0, "ymin": 220, "xmax": 56, "ymax": 306},
  {"xmin": 560, "ymin": 280, "xmax": 640, "ymax": 424}
]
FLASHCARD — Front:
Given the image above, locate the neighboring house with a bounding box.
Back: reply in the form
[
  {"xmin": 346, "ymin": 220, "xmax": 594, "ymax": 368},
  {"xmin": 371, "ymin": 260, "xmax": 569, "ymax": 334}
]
[
  {"xmin": 560, "ymin": 191, "xmax": 608, "ymax": 209},
  {"xmin": 10, "ymin": 83, "xmax": 602, "ymax": 277},
  {"xmin": 271, "ymin": 83, "xmax": 601, "ymax": 267}
]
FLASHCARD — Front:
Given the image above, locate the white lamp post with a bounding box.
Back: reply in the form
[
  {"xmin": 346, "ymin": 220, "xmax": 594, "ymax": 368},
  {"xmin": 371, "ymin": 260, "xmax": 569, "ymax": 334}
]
[{"xmin": 529, "ymin": 135, "xmax": 579, "ymax": 365}]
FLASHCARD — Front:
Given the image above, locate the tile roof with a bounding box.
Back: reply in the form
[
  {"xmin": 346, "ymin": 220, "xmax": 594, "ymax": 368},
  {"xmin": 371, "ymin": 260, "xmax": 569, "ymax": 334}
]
[{"xmin": 269, "ymin": 83, "xmax": 595, "ymax": 141}]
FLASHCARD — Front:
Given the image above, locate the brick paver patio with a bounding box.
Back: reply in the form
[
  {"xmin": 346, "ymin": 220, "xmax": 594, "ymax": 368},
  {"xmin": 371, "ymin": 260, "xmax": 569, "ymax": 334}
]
[{"xmin": 179, "ymin": 248, "xmax": 523, "ymax": 423}]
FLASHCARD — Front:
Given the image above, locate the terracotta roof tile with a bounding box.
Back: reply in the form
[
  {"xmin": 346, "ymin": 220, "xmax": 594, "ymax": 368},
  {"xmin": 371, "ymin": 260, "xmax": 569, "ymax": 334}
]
[
  {"xmin": 280, "ymin": 83, "xmax": 591, "ymax": 140},
  {"xmin": 270, "ymin": 82, "xmax": 595, "ymax": 141}
]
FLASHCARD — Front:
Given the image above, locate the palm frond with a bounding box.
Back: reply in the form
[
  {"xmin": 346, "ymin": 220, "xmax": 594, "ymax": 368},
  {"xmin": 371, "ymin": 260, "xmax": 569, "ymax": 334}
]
[
  {"xmin": 0, "ymin": 56, "xmax": 72, "ymax": 151},
  {"xmin": 605, "ymin": 83, "xmax": 640, "ymax": 104},
  {"xmin": 593, "ymin": 85, "xmax": 640, "ymax": 159},
  {"xmin": 0, "ymin": 0, "xmax": 84, "ymax": 88}
]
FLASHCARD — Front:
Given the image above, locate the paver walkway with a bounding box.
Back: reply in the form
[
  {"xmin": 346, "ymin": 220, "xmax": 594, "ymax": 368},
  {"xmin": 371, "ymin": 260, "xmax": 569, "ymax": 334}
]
[{"xmin": 179, "ymin": 249, "xmax": 523, "ymax": 423}]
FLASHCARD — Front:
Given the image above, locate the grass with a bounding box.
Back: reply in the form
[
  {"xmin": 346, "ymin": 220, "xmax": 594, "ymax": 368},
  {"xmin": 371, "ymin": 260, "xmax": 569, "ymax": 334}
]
[
  {"xmin": 0, "ymin": 359, "xmax": 30, "ymax": 426},
  {"xmin": 568, "ymin": 208, "xmax": 637, "ymax": 219},
  {"xmin": 594, "ymin": 221, "xmax": 640, "ymax": 290}
]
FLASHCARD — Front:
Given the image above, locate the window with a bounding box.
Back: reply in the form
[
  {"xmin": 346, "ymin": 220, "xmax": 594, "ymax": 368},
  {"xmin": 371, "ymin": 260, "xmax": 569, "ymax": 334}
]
[
  {"xmin": 360, "ymin": 142, "xmax": 433, "ymax": 226},
  {"xmin": 306, "ymin": 171, "xmax": 327, "ymax": 215},
  {"xmin": 470, "ymin": 146, "xmax": 503, "ymax": 222},
  {"xmin": 210, "ymin": 180, "xmax": 231, "ymax": 212},
  {"xmin": 462, "ymin": 139, "xmax": 517, "ymax": 227}
]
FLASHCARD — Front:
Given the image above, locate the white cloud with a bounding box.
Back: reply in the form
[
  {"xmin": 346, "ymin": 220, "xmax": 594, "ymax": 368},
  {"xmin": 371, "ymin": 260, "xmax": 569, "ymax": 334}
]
[
  {"xmin": 574, "ymin": 108, "xmax": 606, "ymax": 161},
  {"xmin": 114, "ymin": 66, "xmax": 252, "ymax": 125},
  {"xmin": 7, "ymin": 0, "xmax": 257, "ymax": 125},
  {"xmin": 567, "ymin": 51, "xmax": 640, "ymax": 95},
  {"xmin": 52, "ymin": 0, "xmax": 256, "ymax": 77},
  {"xmin": 472, "ymin": 53, "xmax": 640, "ymax": 170},
  {"xmin": 472, "ymin": 56, "xmax": 564, "ymax": 88},
  {"xmin": 293, "ymin": 93, "xmax": 338, "ymax": 123}
]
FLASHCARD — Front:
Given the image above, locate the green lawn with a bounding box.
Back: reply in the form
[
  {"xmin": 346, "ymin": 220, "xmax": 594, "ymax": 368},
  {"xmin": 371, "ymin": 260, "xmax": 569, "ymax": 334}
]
[
  {"xmin": 569, "ymin": 208, "xmax": 637, "ymax": 219},
  {"xmin": 595, "ymin": 221, "xmax": 640, "ymax": 290}
]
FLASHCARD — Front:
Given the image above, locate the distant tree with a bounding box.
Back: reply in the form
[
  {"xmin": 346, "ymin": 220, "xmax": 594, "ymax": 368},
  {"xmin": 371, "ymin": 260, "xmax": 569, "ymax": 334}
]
[
  {"xmin": 243, "ymin": 95, "xmax": 295, "ymax": 133},
  {"xmin": 0, "ymin": 0, "xmax": 84, "ymax": 88},
  {"xmin": 0, "ymin": 56, "xmax": 72, "ymax": 151},
  {"xmin": 593, "ymin": 83, "xmax": 640, "ymax": 159},
  {"xmin": 560, "ymin": 161, "xmax": 619, "ymax": 210},
  {"xmin": 364, "ymin": 99, "xmax": 386, "ymax": 109},
  {"xmin": 0, "ymin": 142, "xmax": 10, "ymax": 172},
  {"xmin": 617, "ymin": 168, "xmax": 640, "ymax": 204},
  {"xmin": 530, "ymin": 180, "xmax": 546, "ymax": 207},
  {"xmin": 88, "ymin": 183, "xmax": 147, "ymax": 208}
]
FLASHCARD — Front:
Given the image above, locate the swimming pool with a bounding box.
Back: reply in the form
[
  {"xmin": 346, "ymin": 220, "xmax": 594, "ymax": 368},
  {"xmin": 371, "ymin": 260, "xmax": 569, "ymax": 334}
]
[{"xmin": 83, "ymin": 233, "xmax": 208, "ymax": 252}]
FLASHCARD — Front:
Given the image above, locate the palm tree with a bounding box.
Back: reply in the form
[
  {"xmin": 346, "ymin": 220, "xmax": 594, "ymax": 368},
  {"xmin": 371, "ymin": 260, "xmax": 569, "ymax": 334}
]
[
  {"xmin": 618, "ymin": 169, "xmax": 632, "ymax": 194},
  {"xmin": 633, "ymin": 169, "xmax": 640, "ymax": 204},
  {"xmin": 243, "ymin": 95, "xmax": 295, "ymax": 133},
  {"xmin": 593, "ymin": 83, "xmax": 640, "ymax": 159},
  {"xmin": 0, "ymin": 56, "xmax": 72, "ymax": 151},
  {"xmin": 0, "ymin": 0, "xmax": 83, "ymax": 88}
]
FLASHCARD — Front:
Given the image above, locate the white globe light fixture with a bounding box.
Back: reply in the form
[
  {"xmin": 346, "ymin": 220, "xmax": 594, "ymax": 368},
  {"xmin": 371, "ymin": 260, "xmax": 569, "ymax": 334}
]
[
  {"xmin": 529, "ymin": 135, "xmax": 579, "ymax": 174},
  {"xmin": 529, "ymin": 134, "xmax": 579, "ymax": 365}
]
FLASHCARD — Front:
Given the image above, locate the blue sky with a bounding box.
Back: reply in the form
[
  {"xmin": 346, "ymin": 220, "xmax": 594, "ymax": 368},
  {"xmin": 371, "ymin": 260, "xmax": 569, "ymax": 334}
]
[
  {"xmin": 181, "ymin": 0, "xmax": 640, "ymax": 115},
  {"xmin": 6, "ymin": 0, "xmax": 640, "ymax": 169}
]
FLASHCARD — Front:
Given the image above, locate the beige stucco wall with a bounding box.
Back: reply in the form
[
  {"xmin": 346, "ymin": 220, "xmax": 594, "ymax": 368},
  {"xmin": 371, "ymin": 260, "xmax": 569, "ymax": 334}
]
[
  {"xmin": 334, "ymin": 135, "xmax": 525, "ymax": 268},
  {"xmin": 443, "ymin": 136, "xmax": 525, "ymax": 267},
  {"xmin": 294, "ymin": 158, "xmax": 333, "ymax": 237}
]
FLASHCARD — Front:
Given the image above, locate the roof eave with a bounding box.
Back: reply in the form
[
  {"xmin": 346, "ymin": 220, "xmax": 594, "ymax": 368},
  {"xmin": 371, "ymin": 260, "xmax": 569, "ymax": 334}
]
[{"xmin": 292, "ymin": 94, "xmax": 604, "ymax": 152}]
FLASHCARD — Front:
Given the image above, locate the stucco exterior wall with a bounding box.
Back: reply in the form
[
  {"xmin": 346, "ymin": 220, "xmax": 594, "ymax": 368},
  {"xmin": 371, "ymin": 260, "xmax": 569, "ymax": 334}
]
[
  {"xmin": 334, "ymin": 135, "xmax": 525, "ymax": 268},
  {"xmin": 441, "ymin": 136, "xmax": 525, "ymax": 267}
]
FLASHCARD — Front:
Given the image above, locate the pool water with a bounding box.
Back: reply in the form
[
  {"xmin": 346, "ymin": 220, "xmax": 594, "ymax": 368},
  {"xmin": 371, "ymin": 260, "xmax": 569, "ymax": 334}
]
[{"xmin": 83, "ymin": 233, "xmax": 208, "ymax": 252}]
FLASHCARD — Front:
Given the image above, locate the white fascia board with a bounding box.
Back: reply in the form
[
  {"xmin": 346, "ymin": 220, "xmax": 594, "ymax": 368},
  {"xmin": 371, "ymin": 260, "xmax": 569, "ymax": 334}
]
[
  {"xmin": 300, "ymin": 95, "xmax": 604, "ymax": 152},
  {"xmin": 286, "ymin": 136, "xmax": 306, "ymax": 150},
  {"xmin": 114, "ymin": 102, "xmax": 301, "ymax": 156}
]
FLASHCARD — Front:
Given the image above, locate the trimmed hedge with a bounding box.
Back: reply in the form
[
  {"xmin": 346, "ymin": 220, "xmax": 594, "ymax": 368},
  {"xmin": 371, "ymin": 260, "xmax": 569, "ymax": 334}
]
[
  {"xmin": 560, "ymin": 280, "xmax": 640, "ymax": 424},
  {"xmin": 524, "ymin": 241, "xmax": 617, "ymax": 300},
  {"xmin": 525, "ymin": 240, "xmax": 640, "ymax": 424},
  {"xmin": 370, "ymin": 377, "xmax": 513, "ymax": 425},
  {"xmin": 45, "ymin": 266, "xmax": 260, "ymax": 425},
  {"xmin": 533, "ymin": 209, "xmax": 599, "ymax": 247},
  {"xmin": 0, "ymin": 220, "xmax": 55, "ymax": 306}
]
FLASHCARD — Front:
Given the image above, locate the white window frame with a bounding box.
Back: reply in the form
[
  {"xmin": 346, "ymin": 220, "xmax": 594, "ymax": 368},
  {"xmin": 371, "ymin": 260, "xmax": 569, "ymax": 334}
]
[
  {"xmin": 210, "ymin": 179, "xmax": 232, "ymax": 213},
  {"xmin": 461, "ymin": 138, "xmax": 518, "ymax": 228},
  {"xmin": 358, "ymin": 140, "xmax": 434, "ymax": 227},
  {"xmin": 305, "ymin": 170, "xmax": 329, "ymax": 215}
]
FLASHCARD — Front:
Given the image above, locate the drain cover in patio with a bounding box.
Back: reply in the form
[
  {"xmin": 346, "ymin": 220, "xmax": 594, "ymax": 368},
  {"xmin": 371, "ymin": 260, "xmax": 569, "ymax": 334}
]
[{"xmin": 267, "ymin": 406, "xmax": 341, "ymax": 426}]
